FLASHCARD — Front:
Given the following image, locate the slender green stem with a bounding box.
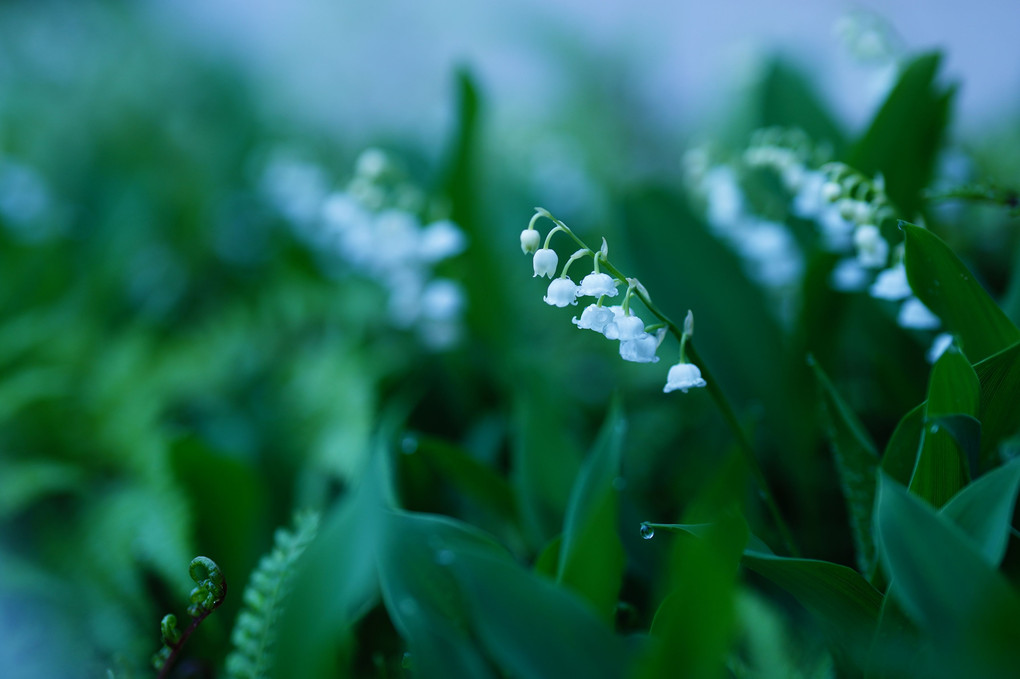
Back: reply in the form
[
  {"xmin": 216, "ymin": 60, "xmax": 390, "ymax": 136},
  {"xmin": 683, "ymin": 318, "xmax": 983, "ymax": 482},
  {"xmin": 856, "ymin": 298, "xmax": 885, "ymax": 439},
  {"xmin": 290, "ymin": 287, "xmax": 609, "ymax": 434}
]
[{"xmin": 536, "ymin": 211, "xmax": 799, "ymax": 556}]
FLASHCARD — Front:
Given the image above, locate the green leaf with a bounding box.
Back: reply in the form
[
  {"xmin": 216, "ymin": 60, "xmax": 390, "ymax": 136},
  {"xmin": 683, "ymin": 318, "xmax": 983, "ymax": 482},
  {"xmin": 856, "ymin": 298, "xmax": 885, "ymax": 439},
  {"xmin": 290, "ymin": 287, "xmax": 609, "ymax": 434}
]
[
  {"xmin": 849, "ymin": 52, "xmax": 954, "ymax": 216},
  {"xmin": 973, "ymin": 341, "xmax": 1020, "ymax": 468},
  {"xmin": 940, "ymin": 458, "xmax": 1020, "ymax": 567},
  {"xmin": 556, "ymin": 398, "xmax": 627, "ymax": 623},
  {"xmin": 413, "ymin": 435, "xmax": 517, "ymax": 522},
  {"xmin": 902, "ymin": 223, "xmax": 1020, "ymax": 362},
  {"xmin": 908, "ymin": 344, "xmax": 979, "ymax": 508},
  {"xmin": 881, "ymin": 403, "xmax": 925, "ymax": 486},
  {"xmin": 450, "ymin": 550, "xmax": 636, "ymax": 679},
  {"xmin": 740, "ymin": 551, "xmax": 883, "ymax": 667},
  {"xmin": 377, "ymin": 512, "xmax": 508, "ymax": 679},
  {"xmin": 809, "ymin": 356, "xmax": 879, "ymax": 573},
  {"xmin": 875, "ymin": 474, "xmax": 1020, "ymax": 676},
  {"xmin": 636, "ymin": 515, "xmax": 747, "ymax": 679}
]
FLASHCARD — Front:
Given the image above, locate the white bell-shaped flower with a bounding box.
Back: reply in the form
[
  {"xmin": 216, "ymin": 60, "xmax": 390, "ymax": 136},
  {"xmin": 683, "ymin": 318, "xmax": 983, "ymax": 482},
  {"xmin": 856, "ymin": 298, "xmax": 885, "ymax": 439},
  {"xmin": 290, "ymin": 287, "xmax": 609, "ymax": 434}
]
[
  {"xmin": 577, "ymin": 272, "xmax": 619, "ymax": 298},
  {"xmin": 620, "ymin": 333, "xmax": 661, "ymax": 363},
  {"xmin": 898, "ymin": 296, "xmax": 940, "ymax": 329},
  {"xmin": 854, "ymin": 224, "xmax": 889, "ymax": 269},
  {"xmin": 927, "ymin": 333, "xmax": 954, "ymax": 364},
  {"xmin": 870, "ymin": 263, "xmax": 911, "ymax": 301},
  {"xmin": 664, "ymin": 362, "xmax": 708, "ymax": 393},
  {"xmin": 605, "ymin": 313, "xmax": 645, "ymax": 341},
  {"xmin": 544, "ymin": 277, "xmax": 579, "ymax": 307},
  {"xmin": 520, "ymin": 229, "xmax": 541, "ymax": 254},
  {"xmin": 573, "ymin": 304, "xmax": 615, "ymax": 333},
  {"xmin": 533, "ymin": 248, "xmax": 559, "ymax": 278}
]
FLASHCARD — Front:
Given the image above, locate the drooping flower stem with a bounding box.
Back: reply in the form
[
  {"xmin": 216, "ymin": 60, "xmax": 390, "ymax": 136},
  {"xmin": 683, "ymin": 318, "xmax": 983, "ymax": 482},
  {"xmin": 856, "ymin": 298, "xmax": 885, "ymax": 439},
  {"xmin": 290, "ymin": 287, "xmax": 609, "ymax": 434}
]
[{"xmin": 531, "ymin": 208, "xmax": 798, "ymax": 556}]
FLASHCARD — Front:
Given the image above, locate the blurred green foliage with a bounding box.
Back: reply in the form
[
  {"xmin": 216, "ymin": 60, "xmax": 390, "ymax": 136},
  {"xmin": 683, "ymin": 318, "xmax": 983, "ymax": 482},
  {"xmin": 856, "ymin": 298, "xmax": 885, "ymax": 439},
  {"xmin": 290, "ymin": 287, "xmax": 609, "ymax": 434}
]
[{"xmin": 2, "ymin": 3, "xmax": 1020, "ymax": 679}]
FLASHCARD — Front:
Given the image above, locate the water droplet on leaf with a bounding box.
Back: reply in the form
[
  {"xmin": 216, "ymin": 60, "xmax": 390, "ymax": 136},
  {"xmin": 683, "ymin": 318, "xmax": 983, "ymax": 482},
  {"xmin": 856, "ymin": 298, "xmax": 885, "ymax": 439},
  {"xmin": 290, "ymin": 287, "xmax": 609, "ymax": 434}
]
[{"xmin": 640, "ymin": 523, "xmax": 655, "ymax": 540}]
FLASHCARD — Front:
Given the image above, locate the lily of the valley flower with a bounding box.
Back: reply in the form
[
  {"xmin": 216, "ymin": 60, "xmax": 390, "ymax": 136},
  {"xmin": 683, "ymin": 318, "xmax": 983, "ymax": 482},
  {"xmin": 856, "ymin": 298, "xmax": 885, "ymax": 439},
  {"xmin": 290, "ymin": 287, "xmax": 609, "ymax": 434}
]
[
  {"xmin": 620, "ymin": 329, "xmax": 665, "ymax": 363},
  {"xmin": 533, "ymin": 248, "xmax": 559, "ymax": 278},
  {"xmin": 664, "ymin": 362, "xmax": 707, "ymax": 393},
  {"xmin": 577, "ymin": 272, "xmax": 618, "ymax": 298},
  {"xmin": 605, "ymin": 313, "xmax": 645, "ymax": 341},
  {"xmin": 544, "ymin": 277, "xmax": 579, "ymax": 307},
  {"xmin": 520, "ymin": 229, "xmax": 541, "ymax": 254},
  {"xmin": 853, "ymin": 224, "xmax": 889, "ymax": 268},
  {"xmin": 927, "ymin": 332, "xmax": 954, "ymax": 363},
  {"xmin": 573, "ymin": 304, "xmax": 616, "ymax": 333},
  {"xmin": 898, "ymin": 296, "xmax": 940, "ymax": 330},
  {"xmin": 869, "ymin": 263, "xmax": 911, "ymax": 300}
]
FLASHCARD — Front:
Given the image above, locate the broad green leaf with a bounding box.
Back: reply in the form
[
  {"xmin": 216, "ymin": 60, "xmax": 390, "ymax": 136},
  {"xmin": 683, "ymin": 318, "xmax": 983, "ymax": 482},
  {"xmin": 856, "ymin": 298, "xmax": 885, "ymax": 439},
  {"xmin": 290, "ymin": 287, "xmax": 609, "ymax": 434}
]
[
  {"xmin": 450, "ymin": 550, "xmax": 636, "ymax": 679},
  {"xmin": 973, "ymin": 341, "xmax": 1020, "ymax": 468},
  {"xmin": 881, "ymin": 403, "xmax": 925, "ymax": 485},
  {"xmin": 556, "ymin": 398, "xmax": 626, "ymax": 623},
  {"xmin": 849, "ymin": 52, "xmax": 954, "ymax": 216},
  {"xmin": 412, "ymin": 435, "xmax": 516, "ymax": 522},
  {"xmin": 753, "ymin": 58, "xmax": 847, "ymax": 154},
  {"xmin": 902, "ymin": 223, "xmax": 1020, "ymax": 362},
  {"xmin": 875, "ymin": 474, "xmax": 1020, "ymax": 676},
  {"xmin": 741, "ymin": 551, "xmax": 883, "ymax": 667},
  {"xmin": 533, "ymin": 535, "xmax": 561, "ymax": 579},
  {"xmin": 940, "ymin": 457, "xmax": 1020, "ymax": 567},
  {"xmin": 636, "ymin": 515, "xmax": 747, "ymax": 679},
  {"xmin": 377, "ymin": 512, "xmax": 508, "ymax": 679},
  {"xmin": 271, "ymin": 454, "xmax": 389, "ymax": 679},
  {"xmin": 809, "ymin": 356, "xmax": 879, "ymax": 573},
  {"xmin": 908, "ymin": 344, "xmax": 978, "ymax": 507}
]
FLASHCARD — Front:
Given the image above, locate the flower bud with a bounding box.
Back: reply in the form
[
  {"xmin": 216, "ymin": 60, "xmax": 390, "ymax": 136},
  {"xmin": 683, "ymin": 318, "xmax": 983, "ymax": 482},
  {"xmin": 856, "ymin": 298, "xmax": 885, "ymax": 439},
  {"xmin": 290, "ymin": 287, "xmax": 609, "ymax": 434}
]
[{"xmin": 520, "ymin": 229, "xmax": 541, "ymax": 254}]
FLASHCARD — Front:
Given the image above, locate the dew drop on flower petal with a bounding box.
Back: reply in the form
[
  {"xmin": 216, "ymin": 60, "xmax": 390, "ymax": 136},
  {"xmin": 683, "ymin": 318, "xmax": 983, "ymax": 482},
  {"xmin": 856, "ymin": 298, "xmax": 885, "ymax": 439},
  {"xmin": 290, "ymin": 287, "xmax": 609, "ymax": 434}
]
[{"xmin": 639, "ymin": 523, "xmax": 655, "ymax": 540}]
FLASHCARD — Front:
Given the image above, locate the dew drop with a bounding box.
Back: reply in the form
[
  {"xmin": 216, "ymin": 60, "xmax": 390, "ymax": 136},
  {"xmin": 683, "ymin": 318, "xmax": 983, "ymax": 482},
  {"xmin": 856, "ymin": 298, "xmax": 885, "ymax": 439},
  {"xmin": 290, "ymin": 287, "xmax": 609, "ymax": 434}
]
[
  {"xmin": 640, "ymin": 523, "xmax": 655, "ymax": 540},
  {"xmin": 401, "ymin": 435, "xmax": 418, "ymax": 455},
  {"xmin": 930, "ymin": 424, "xmax": 940, "ymax": 434}
]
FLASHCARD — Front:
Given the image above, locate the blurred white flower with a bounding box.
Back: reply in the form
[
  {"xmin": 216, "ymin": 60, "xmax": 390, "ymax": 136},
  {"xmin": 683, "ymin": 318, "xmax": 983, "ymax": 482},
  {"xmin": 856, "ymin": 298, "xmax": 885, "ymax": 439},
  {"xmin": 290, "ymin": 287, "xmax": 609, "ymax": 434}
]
[
  {"xmin": 927, "ymin": 333, "xmax": 954, "ymax": 363},
  {"xmin": 854, "ymin": 224, "xmax": 889, "ymax": 268},
  {"xmin": 831, "ymin": 258, "xmax": 869, "ymax": 292},
  {"xmin": 898, "ymin": 297, "xmax": 940, "ymax": 329},
  {"xmin": 544, "ymin": 277, "xmax": 579, "ymax": 307},
  {"xmin": 870, "ymin": 263, "xmax": 911, "ymax": 300},
  {"xmin": 577, "ymin": 272, "xmax": 618, "ymax": 298},
  {"xmin": 420, "ymin": 279, "xmax": 465, "ymax": 322},
  {"xmin": 664, "ymin": 363, "xmax": 707, "ymax": 393},
  {"xmin": 419, "ymin": 220, "xmax": 466, "ymax": 263},
  {"xmin": 703, "ymin": 166, "xmax": 745, "ymax": 232},
  {"xmin": 533, "ymin": 248, "xmax": 559, "ymax": 278}
]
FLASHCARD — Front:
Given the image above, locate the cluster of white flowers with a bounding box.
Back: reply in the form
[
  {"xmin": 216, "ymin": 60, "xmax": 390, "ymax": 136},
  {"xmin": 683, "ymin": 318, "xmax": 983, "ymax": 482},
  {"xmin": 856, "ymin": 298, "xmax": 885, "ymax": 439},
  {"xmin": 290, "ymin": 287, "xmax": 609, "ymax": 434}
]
[
  {"xmin": 723, "ymin": 131, "xmax": 951, "ymax": 362},
  {"xmin": 522, "ymin": 209, "xmax": 707, "ymax": 394},
  {"xmin": 684, "ymin": 147, "xmax": 805, "ymax": 294},
  {"xmin": 261, "ymin": 148, "xmax": 468, "ymax": 349}
]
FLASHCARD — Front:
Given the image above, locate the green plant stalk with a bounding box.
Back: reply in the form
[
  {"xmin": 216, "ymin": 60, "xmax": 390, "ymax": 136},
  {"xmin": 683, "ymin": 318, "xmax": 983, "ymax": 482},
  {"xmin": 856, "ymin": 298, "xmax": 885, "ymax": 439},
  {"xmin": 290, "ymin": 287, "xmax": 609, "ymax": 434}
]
[
  {"xmin": 543, "ymin": 213, "xmax": 799, "ymax": 556},
  {"xmin": 157, "ymin": 583, "xmax": 228, "ymax": 679}
]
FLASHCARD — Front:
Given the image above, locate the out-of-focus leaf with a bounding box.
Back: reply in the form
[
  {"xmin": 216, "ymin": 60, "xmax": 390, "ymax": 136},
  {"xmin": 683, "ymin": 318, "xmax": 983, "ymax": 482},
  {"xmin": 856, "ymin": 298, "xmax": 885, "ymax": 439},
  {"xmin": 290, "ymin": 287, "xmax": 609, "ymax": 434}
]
[
  {"xmin": 973, "ymin": 341, "xmax": 1020, "ymax": 468},
  {"xmin": 533, "ymin": 535, "xmax": 561, "ymax": 579},
  {"xmin": 940, "ymin": 457, "xmax": 1020, "ymax": 567},
  {"xmin": 908, "ymin": 344, "xmax": 978, "ymax": 508},
  {"xmin": 512, "ymin": 390, "xmax": 582, "ymax": 548},
  {"xmin": 849, "ymin": 53, "xmax": 954, "ymax": 217},
  {"xmin": 875, "ymin": 474, "xmax": 1020, "ymax": 676},
  {"xmin": 636, "ymin": 514, "xmax": 747, "ymax": 679},
  {"xmin": 741, "ymin": 550, "xmax": 883, "ymax": 668},
  {"xmin": 809, "ymin": 356, "xmax": 879, "ymax": 573},
  {"xmin": 882, "ymin": 402, "xmax": 925, "ymax": 485},
  {"xmin": 556, "ymin": 397, "xmax": 626, "ymax": 623},
  {"xmin": 902, "ymin": 223, "xmax": 1020, "ymax": 363},
  {"xmin": 413, "ymin": 435, "xmax": 517, "ymax": 522},
  {"xmin": 450, "ymin": 550, "xmax": 636, "ymax": 679},
  {"xmin": 377, "ymin": 512, "xmax": 508, "ymax": 679},
  {"xmin": 271, "ymin": 455, "xmax": 389, "ymax": 679},
  {"xmin": 754, "ymin": 58, "xmax": 847, "ymax": 153}
]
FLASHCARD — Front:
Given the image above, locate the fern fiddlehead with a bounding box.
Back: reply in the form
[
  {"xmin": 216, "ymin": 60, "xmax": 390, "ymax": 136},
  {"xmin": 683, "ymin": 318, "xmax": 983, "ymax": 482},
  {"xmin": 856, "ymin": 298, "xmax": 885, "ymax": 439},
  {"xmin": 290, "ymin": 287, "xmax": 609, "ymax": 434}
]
[{"xmin": 153, "ymin": 556, "xmax": 227, "ymax": 678}]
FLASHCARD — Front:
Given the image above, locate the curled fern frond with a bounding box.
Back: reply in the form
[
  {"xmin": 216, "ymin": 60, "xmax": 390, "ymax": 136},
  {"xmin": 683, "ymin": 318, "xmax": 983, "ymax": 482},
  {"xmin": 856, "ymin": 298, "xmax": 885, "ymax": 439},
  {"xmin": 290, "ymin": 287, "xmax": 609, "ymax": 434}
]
[
  {"xmin": 152, "ymin": 556, "xmax": 227, "ymax": 678},
  {"xmin": 226, "ymin": 510, "xmax": 320, "ymax": 679}
]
